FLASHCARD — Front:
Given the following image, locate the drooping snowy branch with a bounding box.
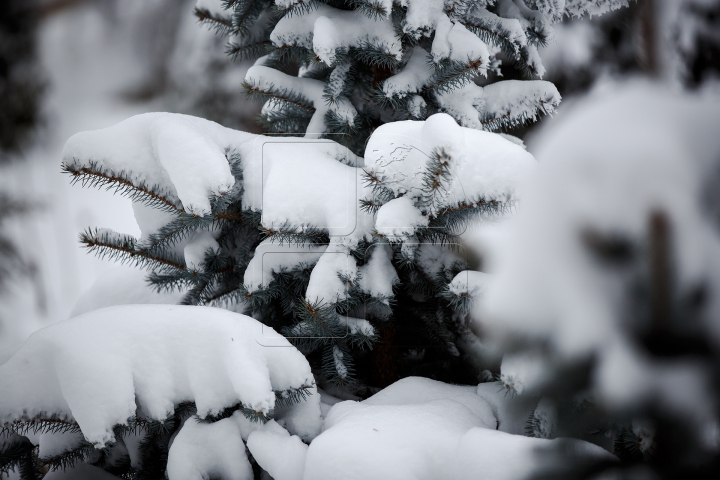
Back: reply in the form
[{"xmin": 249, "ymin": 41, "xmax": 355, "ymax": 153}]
[{"xmin": 0, "ymin": 305, "xmax": 320, "ymax": 447}]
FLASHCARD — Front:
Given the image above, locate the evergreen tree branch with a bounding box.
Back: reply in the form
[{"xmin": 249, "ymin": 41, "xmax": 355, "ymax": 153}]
[
  {"xmin": 347, "ymin": 0, "xmax": 392, "ymax": 19},
  {"xmin": 227, "ymin": 38, "xmax": 272, "ymax": 61},
  {"xmin": 40, "ymin": 441, "xmax": 94, "ymax": 473},
  {"xmin": 62, "ymin": 161, "xmax": 182, "ymax": 214},
  {"xmin": 426, "ymin": 58, "xmax": 486, "ymax": 94},
  {"xmin": 0, "ymin": 435, "xmax": 40, "ymax": 480},
  {"xmin": 80, "ymin": 228, "xmax": 187, "ymax": 273},
  {"xmin": 260, "ymin": 224, "xmax": 330, "ymax": 245},
  {"xmin": 458, "ymin": 14, "xmax": 541, "ymax": 78},
  {"xmin": 194, "ymin": 7, "xmax": 234, "ymax": 36},
  {"xmin": 274, "ymin": 0, "xmax": 321, "ymax": 18},
  {"xmin": 243, "ymin": 80, "xmax": 316, "ymax": 112},
  {"xmin": 480, "ymin": 94, "xmax": 558, "ymax": 131},
  {"xmin": 231, "ymin": 0, "xmax": 274, "ymax": 36},
  {"xmin": 2, "ymin": 419, "xmax": 82, "ymax": 437}
]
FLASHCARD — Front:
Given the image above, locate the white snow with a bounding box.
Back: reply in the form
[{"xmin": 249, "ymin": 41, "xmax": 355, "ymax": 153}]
[
  {"xmin": 270, "ymin": 5, "xmax": 402, "ymax": 66},
  {"xmin": 482, "ymin": 80, "xmax": 561, "ymax": 127},
  {"xmin": 184, "ymin": 231, "xmax": 220, "ymax": 271},
  {"xmin": 382, "ymin": 47, "xmax": 434, "ymax": 98},
  {"xmin": 564, "ymin": 0, "xmax": 630, "ymax": 18},
  {"xmin": 63, "ymin": 111, "xmax": 533, "ymax": 312},
  {"xmin": 302, "ymin": 376, "xmax": 608, "ymax": 480},
  {"xmin": 244, "ymin": 240, "xmax": 327, "ymax": 293},
  {"xmin": 531, "ymin": 0, "xmax": 567, "ymax": 21},
  {"xmin": 358, "ymin": 243, "xmax": 399, "ymax": 300},
  {"xmin": 332, "ymin": 346, "xmax": 349, "ymax": 379},
  {"xmin": 431, "ymin": 15, "xmax": 490, "ymax": 67},
  {"xmin": 167, "ymin": 417, "xmax": 253, "ymax": 480},
  {"xmin": 258, "ymin": 140, "xmax": 361, "ymax": 234},
  {"xmin": 305, "ymin": 241, "xmax": 357, "ymax": 303},
  {"xmin": 435, "ymin": 83, "xmax": 486, "ymax": 129},
  {"xmin": 245, "ymin": 65, "xmax": 358, "ymax": 136},
  {"xmin": 375, "ymin": 196, "xmax": 428, "ymax": 240},
  {"xmin": 500, "ymin": 350, "xmax": 550, "ymax": 395},
  {"xmin": 362, "ymin": 377, "xmax": 496, "ymax": 428},
  {"xmin": 365, "ymin": 114, "xmax": 536, "ymax": 207},
  {"xmin": 305, "ymin": 395, "xmax": 492, "ymax": 479},
  {"xmin": 407, "ymin": 95, "xmax": 427, "ymax": 118},
  {"xmin": 247, "ymin": 420, "xmax": 308, "ymax": 480},
  {"xmin": 0, "ymin": 305, "xmax": 317, "ymax": 447},
  {"xmin": 497, "ymin": 0, "xmax": 556, "ymax": 45},
  {"xmin": 324, "ymin": 62, "xmax": 353, "ymax": 101},
  {"xmin": 400, "ymin": 0, "xmax": 447, "ymax": 38},
  {"xmin": 299, "ymin": 376, "xmax": 614, "ymax": 479},
  {"xmin": 273, "ymin": 385, "xmax": 323, "ymax": 441},
  {"xmin": 131, "ymin": 201, "xmax": 176, "ymax": 241},
  {"xmin": 448, "ymin": 270, "xmax": 490, "ymax": 299},
  {"xmin": 338, "ymin": 316, "xmax": 375, "ymax": 337},
  {"xmin": 63, "ymin": 113, "xmax": 243, "ymax": 216},
  {"xmin": 464, "ymin": 5, "xmax": 528, "ymax": 48}
]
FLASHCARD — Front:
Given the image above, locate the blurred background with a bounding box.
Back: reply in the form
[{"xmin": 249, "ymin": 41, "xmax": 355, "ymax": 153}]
[{"xmin": 0, "ymin": 0, "xmax": 719, "ymax": 351}]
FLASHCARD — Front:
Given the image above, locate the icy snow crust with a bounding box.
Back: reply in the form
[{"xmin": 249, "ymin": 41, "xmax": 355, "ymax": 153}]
[
  {"xmin": 0, "ymin": 305, "xmax": 317, "ymax": 447},
  {"xmin": 63, "ymin": 112, "xmax": 534, "ymax": 305}
]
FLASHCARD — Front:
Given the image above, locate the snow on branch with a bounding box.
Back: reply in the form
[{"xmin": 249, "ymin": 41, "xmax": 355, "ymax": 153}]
[
  {"xmin": 245, "ymin": 65, "xmax": 358, "ymax": 136},
  {"xmin": 0, "ymin": 305, "xmax": 320, "ymax": 448},
  {"xmin": 62, "ymin": 113, "xmax": 246, "ymax": 216},
  {"xmin": 564, "ymin": 0, "xmax": 632, "ymax": 18},
  {"xmin": 480, "ymin": 79, "xmax": 561, "ymax": 131},
  {"xmin": 269, "ymin": 4, "xmax": 402, "ymax": 66}
]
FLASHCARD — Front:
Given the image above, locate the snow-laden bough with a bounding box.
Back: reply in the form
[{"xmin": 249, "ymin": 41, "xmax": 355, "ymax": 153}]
[{"xmin": 0, "ymin": 305, "xmax": 320, "ymax": 447}]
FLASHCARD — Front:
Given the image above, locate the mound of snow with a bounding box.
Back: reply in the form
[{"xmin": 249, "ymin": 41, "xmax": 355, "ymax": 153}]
[
  {"xmin": 304, "ymin": 376, "xmax": 610, "ymax": 479},
  {"xmin": 304, "ymin": 377, "xmax": 496, "ymax": 480}
]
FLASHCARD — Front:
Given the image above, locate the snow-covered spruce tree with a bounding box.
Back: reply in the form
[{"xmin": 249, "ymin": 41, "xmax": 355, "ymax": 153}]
[
  {"xmin": 190, "ymin": 0, "xmax": 636, "ymax": 154},
  {"xmin": 58, "ymin": 2, "xmax": 632, "ymax": 395},
  {"xmin": 62, "ymin": 0, "xmax": 634, "ymax": 392},
  {"xmin": 60, "ymin": 111, "xmax": 534, "ymax": 393}
]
